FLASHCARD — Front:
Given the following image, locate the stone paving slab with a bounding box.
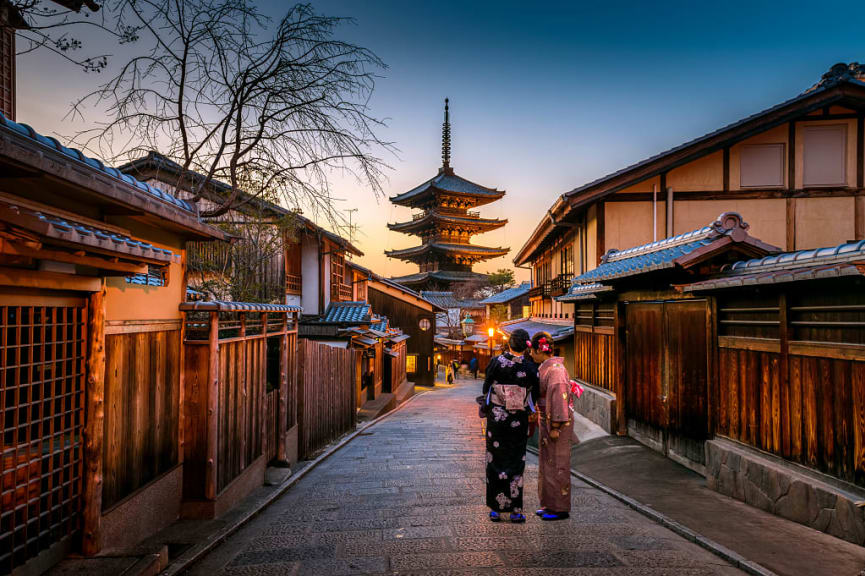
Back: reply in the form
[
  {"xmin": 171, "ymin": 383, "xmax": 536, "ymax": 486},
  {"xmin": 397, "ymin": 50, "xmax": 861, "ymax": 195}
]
[{"xmin": 185, "ymin": 380, "xmax": 744, "ymax": 576}]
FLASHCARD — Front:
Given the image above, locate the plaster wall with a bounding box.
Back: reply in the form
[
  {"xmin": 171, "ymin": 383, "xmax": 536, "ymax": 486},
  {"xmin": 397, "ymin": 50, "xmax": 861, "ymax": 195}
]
[
  {"xmin": 795, "ymin": 196, "xmax": 856, "ymax": 249},
  {"xmin": 604, "ymin": 201, "xmax": 657, "ymax": 252},
  {"xmin": 586, "ymin": 205, "xmax": 598, "ymax": 271},
  {"xmin": 301, "ymin": 235, "xmax": 320, "ymax": 315},
  {"xmin": 673, "ymin": 199, "xmax": 786, "ymax": 248},
  {"xmin": 103, "ymin": 222, "xmax": 185, "ymax": 322},
  {"xmin": 667, "ymin": 150, "xmax": 724, "ymax": 191},
  {"xmin": 616, "ymin": 175, "xmax": 661, "ymax": 194}
]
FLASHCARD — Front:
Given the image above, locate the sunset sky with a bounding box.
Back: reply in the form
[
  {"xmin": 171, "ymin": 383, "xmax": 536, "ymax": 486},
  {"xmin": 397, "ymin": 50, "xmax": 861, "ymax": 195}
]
[{"xmin": 16, "ymin": 0, "xmax": 865, "ymax": 282}]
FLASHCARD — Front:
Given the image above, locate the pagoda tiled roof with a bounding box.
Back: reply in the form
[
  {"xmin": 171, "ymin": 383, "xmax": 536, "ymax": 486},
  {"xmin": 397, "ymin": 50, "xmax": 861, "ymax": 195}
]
[
  {"xmin": 386, "ymin": 242, "xmax": 509, "ymax": 260},
  {"xmin": 388, "ymin": 211, "xmax": 507, "ymax": 234},
  {"xmin": 390, "ymin": 168, "xmax": 504, "ymax": 207},
  {"xmin": 390, "ymin": 270, "xmax": 489, "ymax": 287}
]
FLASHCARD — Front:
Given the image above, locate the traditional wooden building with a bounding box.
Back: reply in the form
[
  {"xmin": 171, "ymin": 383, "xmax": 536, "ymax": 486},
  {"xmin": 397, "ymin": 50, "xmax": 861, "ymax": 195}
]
[
  {"xmin": 0, "ymin": 111, "xmax": 228, "ymax": 572},
  {"xmin": 560, "ymin": 211, "xmax": 865, "ymax": 545},
  {"xmin": 515, "ymin": 62, "xmax": 865, "ymax": 372},
  {"xmin": 348, "ymin": 262, "xmax": 440, "ymax": 388},
  {"xmin": 387, "ymin": 100, "xmax": 508, "ymax": 290},
  {"xmin": 480, "ymin": 282, "xmax": 531, "ymax": 322}
]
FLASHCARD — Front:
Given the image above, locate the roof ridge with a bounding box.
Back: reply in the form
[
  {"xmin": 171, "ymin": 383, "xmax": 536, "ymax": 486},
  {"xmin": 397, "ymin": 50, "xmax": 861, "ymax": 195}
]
[{"xmin": 725, "ymin": 238, "xmax": 865, "ymax": 274}]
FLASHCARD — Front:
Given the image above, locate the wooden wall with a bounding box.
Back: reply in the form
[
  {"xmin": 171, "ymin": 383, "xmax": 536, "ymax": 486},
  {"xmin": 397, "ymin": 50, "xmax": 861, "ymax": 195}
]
[
  {"xmin": 574, "ymin": 331, "xmax": 617, "ymax": 392},
  {"xmin": 216, "ymin": 338, "xmax": 265, "ymax": 493},
  {"xmin": 297, "ymin": 339, "xmax": 357, "ymax": 458},
  {"xmin": 103, "ymin": 329, "xmax": 181, "ymax": 510},
  {"xmin": 716, "ymin": 282, "xmax": 865, "ymax": 486},
  {"xmin": 367, "ymin": 287, "xmax": 435, "ymax": 387}
]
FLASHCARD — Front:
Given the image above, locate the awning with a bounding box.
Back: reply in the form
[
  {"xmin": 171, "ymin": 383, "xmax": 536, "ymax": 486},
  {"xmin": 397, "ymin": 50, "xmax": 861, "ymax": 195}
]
[
  {"xmin": 387, "ymin": 334, "xmax": 410, "ymax": 343},
  {"xmin": 384, "ymin": 347, "xmax": 399, "ymax": 358}
]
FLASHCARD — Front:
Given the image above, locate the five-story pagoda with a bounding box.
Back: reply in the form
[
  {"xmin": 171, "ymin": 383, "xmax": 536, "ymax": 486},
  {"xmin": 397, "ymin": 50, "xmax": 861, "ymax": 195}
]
[{"xmin": 387, "ymin": 99, "xmax": 508, "ymax": 290}]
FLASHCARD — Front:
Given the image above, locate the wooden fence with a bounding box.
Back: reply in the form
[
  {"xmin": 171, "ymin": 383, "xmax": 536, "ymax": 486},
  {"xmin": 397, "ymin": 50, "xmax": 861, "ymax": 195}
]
[
  {"xmin": 103, "ymin": 328, "xmax": 181, "ymax": 509},
  {"xmin": 181, "ymin": 304, "xmax": 297, "ymax": 509},
  {"xmin": 297, "ymin": 339, "xmax": 358, "ymax": 459}
]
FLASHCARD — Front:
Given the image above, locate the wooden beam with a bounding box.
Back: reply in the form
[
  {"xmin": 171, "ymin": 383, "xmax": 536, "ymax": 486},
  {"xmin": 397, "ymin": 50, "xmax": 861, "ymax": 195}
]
[
  {"xmin": 856, "ymin": 195, "xmax": 865, "ymax": 241},
  {"xmin": 665, "ymin": 185, "xmax": 674, "ymax": 237},
  {"xmin": 604, "ymin": 187, "xmax": 864, "ymax": 202},
  {"xmin": 858, "ymin": 114, "xmax": 864, "ymax": 189},
  {"xmin": 277, "ymin": 316, "xmax": 289, "ymax": 463},
  {"xmin": 205, "ymin": 311, "xmax": 219, "ymax": 500},
  {"xmin": 788, "ymin": 121, "xmax": 796, "ymax": 190},
  {"xmin": 722, "ymin": 147, "xmax": 730, "ymax": 193},
  {"xmin": 0, "ymin": 265, "xmax": 101, "ymax": 291},
  {"xmin": 786, "ymin": 198, "xmax": 797, "ymax": 251},
  {"xmin": 596, "ymin": 202, "xmax": 605, "ymax": 267},
  {"xmin": 0, "ymin": 239, "xmax": 149, "ymax": 274},
  {"xmin": 82, "ymin": 286, "xmax": 106, "ymax": 555}
]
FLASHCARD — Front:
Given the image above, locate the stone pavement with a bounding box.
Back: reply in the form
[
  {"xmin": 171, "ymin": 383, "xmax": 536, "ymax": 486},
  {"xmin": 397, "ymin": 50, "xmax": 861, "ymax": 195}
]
[{"xmin": 185, "ymin": 379, "xmax": 745, "ymax": 576}]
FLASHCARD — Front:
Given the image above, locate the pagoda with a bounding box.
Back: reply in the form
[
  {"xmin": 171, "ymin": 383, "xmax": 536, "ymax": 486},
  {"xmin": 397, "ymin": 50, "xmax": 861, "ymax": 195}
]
[{"xmin": 387, "ymin": 99, "xmax": 508, "ymax": 290}]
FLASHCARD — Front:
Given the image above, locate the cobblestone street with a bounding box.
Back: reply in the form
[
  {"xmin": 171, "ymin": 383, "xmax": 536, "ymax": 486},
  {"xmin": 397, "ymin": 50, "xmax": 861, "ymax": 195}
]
[{"xmin": 185, "ymin": 380, "xmax": 745, "ymax": 576}]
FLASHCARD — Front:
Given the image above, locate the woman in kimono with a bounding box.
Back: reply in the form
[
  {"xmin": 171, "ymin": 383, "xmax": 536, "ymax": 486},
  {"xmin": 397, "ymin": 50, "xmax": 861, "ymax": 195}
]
[
  {"xmin": 529, "ymin": 331, "xmax": 573, "ymax": 520},
  {"xmin": 482, "ymin": 328, "xmax": 538, "ymax": 523}
]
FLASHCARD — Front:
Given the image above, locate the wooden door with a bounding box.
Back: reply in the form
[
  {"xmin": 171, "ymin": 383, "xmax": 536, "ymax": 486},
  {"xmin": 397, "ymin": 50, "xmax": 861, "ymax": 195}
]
[
  {"xmin": 625, "ymin": 303, "xmax": 666, "ymax": 433},
  {"xmin": 665, "ymin": 301, "xmax": 709, "ymax": 464},
  {"xmin": 0, "ymin": 297, "xmax": 87, "ymax": 574},
  {"xmin": 625, "ymin": 300, "xmax": 709, "ymax": 463}
]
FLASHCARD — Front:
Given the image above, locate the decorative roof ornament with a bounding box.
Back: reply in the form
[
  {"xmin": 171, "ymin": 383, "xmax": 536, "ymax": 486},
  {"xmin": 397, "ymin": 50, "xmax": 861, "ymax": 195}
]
[
  {"xmin": 441, "ymin": 98, "xmax": 451, "ymax": 171},
  {"xmin": 804, "ymin": 62, "xmax": 865, "ymax": 93}
]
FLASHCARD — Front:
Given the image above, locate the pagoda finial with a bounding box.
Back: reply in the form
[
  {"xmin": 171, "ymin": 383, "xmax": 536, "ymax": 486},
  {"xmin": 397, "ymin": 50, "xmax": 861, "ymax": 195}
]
[{"xmin": 441, "ymin": 98, "xmax": 451, "ymax": 170}]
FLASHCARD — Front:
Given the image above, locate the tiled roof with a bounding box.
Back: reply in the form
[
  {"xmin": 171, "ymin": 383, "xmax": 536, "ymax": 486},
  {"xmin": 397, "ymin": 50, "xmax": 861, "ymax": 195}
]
[
  {"xmin": 0, "ymin": 114, "xmax": 193, "ymax": 212},
  {"xmin": 391, "ymin": 270, "xmax": 489, "ymax": 286},
  {"xmin": 386, "ymin": 242, "xmax": 509, "ymax": 259},
  {"xmin": 321, "ymin": 301, "xmax": 372, "ymax": 324},
  {"xmin": 388, "ymin": 211, "xmax": 507, "ymax": 233},
  {"xmin": 369, "ymin": 317, "xmax": 389, "ymax": 333},
  {"xmin": 420, "ymin": 291, "xmax": 485, "ymax": 311},
  {"xmin": 179, "ymin": 301, "xmax": 302, "ymax": 312},
  {"xmin": 480, "ymin": 282, "xmax": 531, "ymax": 304},
  {"xmin": 570, "ymin": 212, "xmax": 776, "ymax": 285},
  {"xmin": 556, "ymin": 283, "xmax": 614, "ymax": 302},
  {"xmin": 684, "ymin": 239, "xmax": 865, "ymax": 292},
  {"xmin": 126, "ymin": 272, "xmax": 165, "ymax": 287},
  {"xmin": 391, "ymin": 169, "xmax": 504, "ymax": 206},
  {"xmin": 500, "ymin": 318, "xmax": 574, "ymax": 342}
]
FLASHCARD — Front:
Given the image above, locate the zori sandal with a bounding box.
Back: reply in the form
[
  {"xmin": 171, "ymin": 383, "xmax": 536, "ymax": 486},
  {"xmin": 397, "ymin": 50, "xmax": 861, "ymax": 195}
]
[
  {"xmin": 489, "ymin": 510, "xmax": 501, "ymax": 522},
  {"xmin": 509, "ymin": 513, "xmax": 526, "ymax": 523},
  {"xmin": 540, "ymin": 511, "xmax": 570, "ymax": 521}
]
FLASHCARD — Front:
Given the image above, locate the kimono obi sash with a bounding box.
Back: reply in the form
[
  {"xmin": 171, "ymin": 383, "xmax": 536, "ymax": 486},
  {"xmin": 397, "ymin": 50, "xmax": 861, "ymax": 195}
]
[{"xmin": 489, "ymin": 384, "xmax": 529, "ymax": 411}]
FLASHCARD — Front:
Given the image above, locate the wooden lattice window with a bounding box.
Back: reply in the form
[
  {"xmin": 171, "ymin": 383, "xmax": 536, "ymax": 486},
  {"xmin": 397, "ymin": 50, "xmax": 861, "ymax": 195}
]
[{"xmin": 1, "ymin": 303, "xmax": 86, "ymax": 573}]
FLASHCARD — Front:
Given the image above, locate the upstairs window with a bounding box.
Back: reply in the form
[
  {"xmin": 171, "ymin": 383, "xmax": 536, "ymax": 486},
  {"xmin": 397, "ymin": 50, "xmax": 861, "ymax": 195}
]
[
  {"xmin": 740, "ymin": 144, "xmax": 784, "ymax": 188},
  {"xmin": 803, "ymin": 124, "xmax": 847, "ymax": 187}
]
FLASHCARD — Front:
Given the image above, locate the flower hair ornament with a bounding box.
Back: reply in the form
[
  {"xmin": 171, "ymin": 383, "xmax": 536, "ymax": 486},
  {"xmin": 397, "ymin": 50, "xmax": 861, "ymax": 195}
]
[
  {"xmin": 526, "ymin": 340, "xmax": 532, "ymax": 348},
  {"xmin": 537, "ymin": 337, "xmax": 552, "ymax": 353}
]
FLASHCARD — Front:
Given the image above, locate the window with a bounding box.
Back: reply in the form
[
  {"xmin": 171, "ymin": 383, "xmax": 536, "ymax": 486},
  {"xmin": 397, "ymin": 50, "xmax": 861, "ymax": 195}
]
[
  {"xmin": 418, "ymin": 318, "xmax": 431, "ymax": 331},
  {"xmin": 560, "ymin": 244, "xmax": 574, "ymax": 276},
  {"xmin": 740, "ymin": 144, "xmax": 784, "ymax": 187},
  {"xmin": 406, "ymin": 354, "xmax": 417, "ymax": 374},
  {"xmin": 803, "ymin": 124, "xmax": 847, "ymax": 187}
]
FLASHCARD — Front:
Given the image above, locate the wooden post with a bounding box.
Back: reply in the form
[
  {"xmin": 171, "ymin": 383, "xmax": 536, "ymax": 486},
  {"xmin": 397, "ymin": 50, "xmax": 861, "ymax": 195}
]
[
  {"xmin": 205, "ymin": 311, "xmax": 219, "ymax": 500},
  {"xmin": 706, "ymin": 296, "xmax": 718, "ymax": 438},
  {"xmin": 614, "ymin": 301, "xmax": 627, "ymax": 436},
  {"xmin": 82, "ymin": 286, "xmax": 106, "ymax": 556},
  {"xmin": 277, "ymin": 314, "xmax": 288, "ymax": 462},
  {"xmin": 297, "ymin": 338, "xmax": 305, "ymax": 459}
]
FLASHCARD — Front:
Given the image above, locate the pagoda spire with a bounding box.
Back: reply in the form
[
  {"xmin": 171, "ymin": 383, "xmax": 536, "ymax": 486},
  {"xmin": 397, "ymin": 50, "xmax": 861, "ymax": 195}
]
[{"xmin": 441, "ymin": 98, "xmax": 451, "ymax": 170}]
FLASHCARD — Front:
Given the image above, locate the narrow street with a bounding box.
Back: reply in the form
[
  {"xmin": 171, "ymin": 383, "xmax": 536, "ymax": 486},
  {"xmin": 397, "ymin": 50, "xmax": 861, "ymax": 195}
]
[{"xmin": 185, "ymin": 380, "xmax": 744, "ymax": 576}]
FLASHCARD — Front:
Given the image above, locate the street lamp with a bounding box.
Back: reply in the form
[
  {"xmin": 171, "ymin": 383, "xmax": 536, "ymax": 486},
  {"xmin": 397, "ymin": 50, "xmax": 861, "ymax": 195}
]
[{"xmin": 487, "ymin": 326, "xmax": 495, "ymax": 361}]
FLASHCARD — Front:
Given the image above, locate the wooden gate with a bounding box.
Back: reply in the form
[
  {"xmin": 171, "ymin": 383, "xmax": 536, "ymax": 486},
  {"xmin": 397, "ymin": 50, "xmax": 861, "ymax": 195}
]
[
  {"xmin": 0, "ymin": 299, "xmax": 87, "ymax": 574},
  {"xmin": 625, "ymin": 300, "xmax": 709, "ymax": 464}
]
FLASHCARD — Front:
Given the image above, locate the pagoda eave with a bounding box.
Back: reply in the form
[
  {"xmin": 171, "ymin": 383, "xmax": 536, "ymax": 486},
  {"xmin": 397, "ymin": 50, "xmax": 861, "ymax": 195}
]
[{"xmin": 387, "ymin": 215, "xmax": 508, "ymax": 234}]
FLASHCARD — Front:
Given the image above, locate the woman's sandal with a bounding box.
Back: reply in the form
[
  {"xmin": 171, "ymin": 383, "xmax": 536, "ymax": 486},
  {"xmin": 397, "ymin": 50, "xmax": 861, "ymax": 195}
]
[
  {"xmin": 509, "ymin": 513, "xmax": 526, "ymax": 523},
  {"xmin": 540, "ymin": 511, "xmax": 570, "ymax": 521},
  {"xmin": 534, "ymin": 508, "xmax": 546, "ymax": 517},
  {"xmin": 489, "ymin": 510, "xmax": 501, "ymax": 522}
]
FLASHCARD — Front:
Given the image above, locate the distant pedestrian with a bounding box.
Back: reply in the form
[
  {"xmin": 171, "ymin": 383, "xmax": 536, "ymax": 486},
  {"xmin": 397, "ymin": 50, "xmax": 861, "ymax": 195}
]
[
  {"xmin": 469, "ymin": 355, "xmax": 479, "ymax": 379},
  {"xmin": 482, "ymin": 328, "xmax": 538, "ymax": 523},
  {"xmin": 529, "ymin": 331, "xmax": 577, "ymax": 521},
  {"xmin": 452, "ymin": 359, "xmax": 459, "ymax": 380}
]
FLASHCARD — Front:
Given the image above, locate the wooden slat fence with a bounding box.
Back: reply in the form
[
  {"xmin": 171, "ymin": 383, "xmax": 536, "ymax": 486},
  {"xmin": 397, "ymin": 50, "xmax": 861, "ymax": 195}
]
[
  {"xmin": 264, "ymin": 390, "xmax": 278, "ymax": 463},
  {"xmin": 297, "ymin": 339, "xmax": 357, "ymax": 459},
  {"xmin": 103, "ymin": 329, "xmax": 180, "ymax": 509}
]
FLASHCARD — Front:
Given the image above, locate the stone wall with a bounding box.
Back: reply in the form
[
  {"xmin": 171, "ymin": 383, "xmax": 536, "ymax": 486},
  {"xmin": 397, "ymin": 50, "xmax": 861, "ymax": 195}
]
[
  {"xmin": 572, "ymin": 381, "xmax": 616, "ymax": 434},
  {"xmin": 706, "ymin": 438, "xmax": 865, "ymax": 546}
]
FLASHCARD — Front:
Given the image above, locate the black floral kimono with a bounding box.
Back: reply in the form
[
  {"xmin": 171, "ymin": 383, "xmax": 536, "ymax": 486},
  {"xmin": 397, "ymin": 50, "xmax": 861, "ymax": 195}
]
[{"xmin": 482, "ymin": 351, "xmax": 539, "ymax": 513}]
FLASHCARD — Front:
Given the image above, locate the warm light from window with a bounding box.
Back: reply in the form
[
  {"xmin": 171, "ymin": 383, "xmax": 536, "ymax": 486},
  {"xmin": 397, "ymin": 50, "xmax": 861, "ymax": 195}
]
[{"xmin": 487, "ymin": 327, "xmax": 494, "ymax": 338}]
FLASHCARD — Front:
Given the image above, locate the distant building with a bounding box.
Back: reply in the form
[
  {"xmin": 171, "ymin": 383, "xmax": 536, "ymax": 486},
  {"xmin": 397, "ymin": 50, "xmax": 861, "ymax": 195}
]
[
  {"xmin": 386, "ymin": 99, "xmax": 508, "ymax": 290},
  {"xmin": 479, "ymin": 281, "xmax": 531, "ymax": 321}
]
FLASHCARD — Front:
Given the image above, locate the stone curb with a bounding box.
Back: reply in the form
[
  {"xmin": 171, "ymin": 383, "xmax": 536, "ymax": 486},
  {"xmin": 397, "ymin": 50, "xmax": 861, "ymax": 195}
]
[
  {"xmin": 526, "ymin": 446, "xmax": 778, "ymax": 576},
  {"xmin": 160, "ymin": 390, "xmax": 430, "ymax": 576}
]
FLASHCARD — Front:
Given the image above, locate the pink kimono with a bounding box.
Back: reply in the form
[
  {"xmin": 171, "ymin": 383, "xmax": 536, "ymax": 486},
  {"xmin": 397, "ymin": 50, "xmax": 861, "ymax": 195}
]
[{"xmin": 537, "ymin": 357, "xmax": 572, "ymax": 513}]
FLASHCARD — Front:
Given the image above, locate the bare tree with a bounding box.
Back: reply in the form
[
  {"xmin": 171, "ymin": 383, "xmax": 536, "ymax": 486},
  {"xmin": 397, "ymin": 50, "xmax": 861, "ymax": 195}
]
[
  {"xmin": 4, "ymin": 1, "xmax": 137, "ymax": 73},
  {"xmin": 70, "ymin": 0, "xmax": 390, "ymax": 221}
]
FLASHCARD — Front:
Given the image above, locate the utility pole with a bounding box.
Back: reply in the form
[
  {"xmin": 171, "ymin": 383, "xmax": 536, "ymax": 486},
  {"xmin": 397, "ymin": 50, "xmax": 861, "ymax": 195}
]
[{"xmin": 346, "ymin": 208, "xmax": 358, "ymax": 244}]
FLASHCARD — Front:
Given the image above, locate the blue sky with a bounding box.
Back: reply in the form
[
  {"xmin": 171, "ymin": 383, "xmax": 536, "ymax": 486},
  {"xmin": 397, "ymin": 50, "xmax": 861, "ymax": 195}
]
[{"xmin": 17, "ymin": 0, "xmax": 865, "ymax": 280}]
